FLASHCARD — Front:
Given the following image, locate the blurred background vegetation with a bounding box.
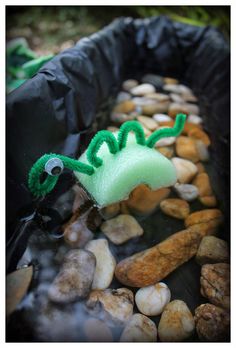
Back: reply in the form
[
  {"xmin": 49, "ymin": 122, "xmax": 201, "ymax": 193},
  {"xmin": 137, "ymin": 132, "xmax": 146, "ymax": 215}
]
[{"xmin": 6, "ymin": 6, "xmax": 230, "ymax": 55}]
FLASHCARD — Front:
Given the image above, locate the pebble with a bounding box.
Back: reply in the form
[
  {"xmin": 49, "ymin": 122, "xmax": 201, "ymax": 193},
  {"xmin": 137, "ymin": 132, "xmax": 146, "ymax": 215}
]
[
  {"xmin": 83, "ymin": 318, "xmax": 113, "ymax": 342},
  {"xmin": 113, "ymin": 100, "xmax": 135, "ymax": 114},
  {"xmin": 168, "ymin": 102, "xmax": 199, "ymax": 118},
  {"xmin": 152, "ymin": 113, "xmax": 172, "ymax": 123},
  {"xmin": 200, "ymin": 263, "xmax": 230, "ymax": 309},
  {"xmin": 182, "ymin": 94, "xmax": 198, "ymax": 103},
  {"xmin": 154, "ymin": 126, "xmax": 176, "ymax": 147},
  {"xmin": 187, "ymin": 114, "xmax": 203, "ymax": 125},
  {"xmin": 160, "ymin": 198, "xmax": 190, "ymax": 219},
  {"xmin": 135, "ymin": 282, "xmax": 171, "ymax": 316},
  {"xmin": 146, "ymin": 92, "xmax": 170, "ymax": 102},
  {"xmin": 48, "ymin": 249, "xmax": 96, "ymax": 303},
  {"xmin": 116, "ymin": 91, "xmax": 131, "ymax": 103},
  {"xmin": 185, "ymin": 209, "xmax": 223, "ymax": 230},
  {"xmin": 101, "ymin": 214, "xmax": 143, "ymax": 245},
  {"xmin": 120, "ymin": 314, "xmax": 157, "ymax": 342},
  {"xmin": 157, "ymin": 146, "xmax": 174, "ymax": 159},
  {"xmin": 86, "ymin": 288, "xmax": 134, "ymax": 326},
  {"xmin": 122, "ymin": 79, "xmax": 138, "ymax": 91},
  {"xmin": 192, "ymin": 172, "xmax": 217, "ymax": 207},
  {"xmin": 141, "ymin": 101, "xmax": 170, "ymax": 115},
  {"xmin": 158, "ymin": 300, "xmax": 195, "ymax": 342},
  {"xmin": 132, "ymin": 97, "xmax": 157, "ymax": 106},
  {"xmin": 195, "ymin": 140, "xmax": 210, "ymax": 162},
  {"xmin": 194, "ymin": 303, "xmax": 230, "ymax": 341},
  {"xmin": 85, "ymin": 239, "xmax": 116, "ymax": 290},
  {"xmin": 123, "ymin": 184, "xmax": 171, "ymax": 216},
  {"xmin": 141, "ymin": 74, "xmax": 163, "ymax": 90},
  {"xmin": 196, "ymin": 236, "xmax": 229, "ymax": 265},
  {"xmin": 170, "ymin": 93, "xmax": 185, "ymax": 104},
  {"xmin": 175, "ymin": 136, "xmax": 200, "ymax": 163},
  {"xmin": 196, "ymin": 162, "xmax": 206, "ymax": 173},
  {"xmin": 72, "ymin": 185, "xmax": 90, "ymax": 213},
  {"xmin": 137, "ymin": 115, "xmax": 158, "ymax": 131},
  {"xmin": 163, "ymin": 77, "xmax": 179, "ymax": 85},
  {"xmin": 174, "ymin": 183, "xmax": 199, "ymax": 201},
  {"xmin": 64, "ymin": 218, "xmax": 93, "ymax": 248},
  {"xmin": 99, "ymin": 202, "xmax": 120, "ymax": 220},
  {"xmin": 130, "ymin": 83, "xmax": 155, "ymax": 96},
  {"xmin": 171, "ymin": 157, "xmax": 198, "ymax": 184},
  {"xmin": 188, "ymin": 127, "xmax": 211, "ymax": 146},
  {"xmin": 163, "ymin": 84, "xmax": 182, "ymax": 94}
]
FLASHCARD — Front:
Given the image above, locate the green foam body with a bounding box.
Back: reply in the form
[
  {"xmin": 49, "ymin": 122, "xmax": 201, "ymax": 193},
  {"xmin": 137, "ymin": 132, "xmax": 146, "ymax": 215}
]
[{"xmin": 75, "ymin": 133, "xmax": 177, "ymax": 207}]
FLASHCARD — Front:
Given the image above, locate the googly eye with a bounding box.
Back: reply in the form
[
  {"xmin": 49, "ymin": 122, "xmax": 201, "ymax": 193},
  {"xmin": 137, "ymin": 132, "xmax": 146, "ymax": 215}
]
[{"xmin": 44, "ymin": 158, "xmax": 64, "ymax": 176}]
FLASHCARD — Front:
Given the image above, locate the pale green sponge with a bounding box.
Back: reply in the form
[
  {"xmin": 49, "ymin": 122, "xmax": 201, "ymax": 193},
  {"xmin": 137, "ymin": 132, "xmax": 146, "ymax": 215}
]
[
  {"xmin": 28, "ymin": 114, "xmax": 186, "ymax": 206},
  {"xmin": 75, "ymin": 132, "xmax": 177, "ymax": 207}
]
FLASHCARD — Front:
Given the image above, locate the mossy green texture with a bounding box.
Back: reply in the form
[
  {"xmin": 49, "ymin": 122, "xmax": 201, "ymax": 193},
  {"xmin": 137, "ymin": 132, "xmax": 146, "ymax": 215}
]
[{"xmin": 75, "ymin": 132, "xmax": 177, "ymax": 207}]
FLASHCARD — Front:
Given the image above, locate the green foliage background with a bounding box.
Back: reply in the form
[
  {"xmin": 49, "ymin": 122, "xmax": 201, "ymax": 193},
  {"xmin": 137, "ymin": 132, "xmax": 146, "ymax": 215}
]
[{"xmin": 6, "ymin": 6, "xmax": 230, "ymax": 55}]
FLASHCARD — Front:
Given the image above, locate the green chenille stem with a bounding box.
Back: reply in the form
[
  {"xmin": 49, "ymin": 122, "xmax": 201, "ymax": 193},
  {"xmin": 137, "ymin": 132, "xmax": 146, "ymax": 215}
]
[
  {"xmin": 28, "ymin": 153, "xmax": 94, "ymax": 197},
  {"xmin": 118, "ymin": 120, "xmax": 146, "ymax": 150},
  {"xmin": 86, "ymin": 130, "xmax": 119, "ymax": 168},
  {"xmin": 146, "ymin": 113, "xmax": 187, "ymax": 148}
]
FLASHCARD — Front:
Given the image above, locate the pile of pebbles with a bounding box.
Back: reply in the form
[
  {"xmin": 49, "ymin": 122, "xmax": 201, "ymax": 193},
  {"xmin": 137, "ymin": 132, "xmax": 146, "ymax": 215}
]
[{"xmin": 8, "ymin": 75, "xmax": 230, "ymax": 342}]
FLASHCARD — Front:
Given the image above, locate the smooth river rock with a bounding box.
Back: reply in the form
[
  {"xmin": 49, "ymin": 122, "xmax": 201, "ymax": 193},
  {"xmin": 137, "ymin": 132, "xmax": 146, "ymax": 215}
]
[
  {"xmin": 196, "ymin": 236, "xmax": 229, "ymax": 265},
  {"xmin": 120, "ymin": 314, "xmax": 157, "ymax": 342},
  {"xmin": 85, "ymin": 239, "xmax": 116, "ymax": 290},
  {"xmin": 160, "ymin": 198, "xmax": 190, "ymax": 220}
]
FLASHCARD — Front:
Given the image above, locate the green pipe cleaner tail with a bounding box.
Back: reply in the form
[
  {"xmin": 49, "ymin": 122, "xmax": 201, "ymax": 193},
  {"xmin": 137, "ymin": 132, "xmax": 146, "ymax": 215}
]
[
  {"xmin": 28, "ymin": 153, "xmax": 94, "ymax": 197},
  {"xmin": 118, "ymin": 120, "xmax": 146, "ymax": 150},
  {"xmin": 146, "ymin": 113, "xmax": 186, "ymax": 148}
]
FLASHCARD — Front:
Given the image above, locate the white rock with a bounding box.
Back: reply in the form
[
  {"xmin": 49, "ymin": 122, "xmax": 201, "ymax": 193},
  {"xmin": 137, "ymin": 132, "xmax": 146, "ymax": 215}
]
[
  {"xmin": 152, "ymin": 114, "xmax": 172, "ymax": 123},
  {"xmin": 101, "ymin": 214, "xmax": 144, "ymax": 245},
  {"xmin": 171, "ymin": 157, "xmax": 198, "ymax": 184},
  {"xmin": 174, "ymin": 183, "xmax": 199, "ymax": 201},
  {"xmin": 155, "ymin": 127, "xmax": 176, "ymax": 147},
  {"xmin": 170, "ymin": 93, "xmax": 185, "ymax": 104},
  {"xmin": 137, "ymin": 115, "xmax": 158, "ymax": 131},
  {"xmin": 85, "ymin": 239, "xmax": 116, "ymax": 290},
  {"xmin": 120, "ymin": 314, "xmax": 157, "ymax": 342},
  {"xmin": 122, "ymin": 79, "xmax": 138, "ymax": 91},
  {"xmin": 178, "ymin": 84, "xmax": 194, "ymax": 95},
  {"xmin": 158, "ymin": 300, "xmax": 195, "ymax": 342},
  {"xmin": 83, "ymin": 318, "xmax": 113, "ymax": 342},
  {"xmin": 131, "ymin": 83, "xmax": 155, "ymax": 96},
  {"xmin": 135, "ymin": 282, "xmax": 171, "ymax": 316},
  {"xmin": 163, "ymin": 84, "xmax": 182, "ymax": 94},
  {"xmin": 132, "ymin": 97, "xmax": 157, "ymax": 106},
  {"xmin": 195, "ymin": 140, "xmax": 210, "ymax": 162},
  {"xmin": 187, "ymin": 114, "xmax": 203, "ymax": 125}
]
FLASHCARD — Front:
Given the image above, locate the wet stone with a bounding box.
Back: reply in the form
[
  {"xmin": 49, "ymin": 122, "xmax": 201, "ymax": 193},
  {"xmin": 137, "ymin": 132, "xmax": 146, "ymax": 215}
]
[
  {"xmin": 196, "ymin": 236, "xmax": 229, "ymax": 265},
  {"xmin": 120, "ymin": 313, "xmax": 157, "ymax": 342},
  {"xmin": 48, "ymin": 249, "xmax": 96, "ymax": 303},
  {"xmin": 174, "ymin": 183, "xmax": 199, "ymax": 202}
]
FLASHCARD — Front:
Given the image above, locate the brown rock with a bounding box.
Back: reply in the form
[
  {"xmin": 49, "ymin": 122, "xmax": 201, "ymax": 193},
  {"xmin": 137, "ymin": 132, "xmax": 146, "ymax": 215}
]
[
  {"xmin": 142, "ymin": 101, "xmax": 170, "ymax": 115},
  {"xmin": 176, "ymin": 136, "xmax": 200, "ymax": 163},
  {"xmin": 115, "ymin": 224, "xmax": 217, "ymax": 287},
  {"xmin": 194, "ymin": 303, "xmax": 230, "ymax": 341},
  {"xmin": 146, "ymin": 92, "xmax": 170, "ymax": 102},
  {"xmin": 113, "ymin": 100, "xmax": 135, "ymax": 114},
  {"xmin": 196, "ymin": 236, "xmax": 229, "ymax": 265},
  {"xmin": 164, "ymin": 77, "xmax": 179, "ymax": 85},
  {"xmin": 188, "ymin": 127, "xmax": 211, "ymax": 146},
  {"xmin": 157, "ymin": 146, "xmax": 174, "ymax": 159},
  {"xmin": 99, "ymin": 202, "xmax": 120, "ymax": 220},
  {"xmin": 101, "ymin": 214, "xmax": 144, "ymax": 245},
  {"xmin": 123, "ymin": 184, "xmax": 171, "ymax": 216},
  {"xmin": 196, "ymin": 162, "xmax": 206, "ymax": 173},
  {"xmin": 200, "ymin": 263, "xmax": 230, "ymax": 309},
  {"xmin": 158, "ymin": 300, "xmax": 195, "ymax": 342},
  {"xmin": 64, "ymin": 216, "xmax": 94, "ymax": 248},
  {"xmin": 120, "ymin": 314, "xmax": 157, "ymax": 342},
  {"xmin": 192, "ymin": 173, "xmax": 217, "ymax": 207},
  {"xmin": 86, "ymin": 288, "xmax": 134, "ymax": 326},
  {"xmin": 160, "ymin": 198, "xmax": 190, "ymax": 219},
  {"xmin": 185, "ymin": 209, "xmax": 223, "ymax": 230}
]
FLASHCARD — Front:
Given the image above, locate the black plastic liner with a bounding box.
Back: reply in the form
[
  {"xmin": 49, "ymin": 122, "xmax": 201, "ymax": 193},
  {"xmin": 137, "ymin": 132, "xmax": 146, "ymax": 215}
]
[{"xmin": 6, "ymin": 16, "xmax": 230, "ymax": 273}]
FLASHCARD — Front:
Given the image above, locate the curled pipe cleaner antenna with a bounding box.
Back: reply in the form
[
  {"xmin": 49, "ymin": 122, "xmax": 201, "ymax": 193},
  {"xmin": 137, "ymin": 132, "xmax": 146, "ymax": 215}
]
[
  {"xmin": 118, "ymin": 120, "xmax": 146, "ymax": 150},
  {"xmin": 28, "ymin": 153, "xmax": 94, "ymax": 197},
  {"xmin": 86, "ymin": 130, "xmax": 119, "ymax": 168},
  {"xmin": 146, "ymin": 113, "xmax": 186, "ymax": 148}
]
